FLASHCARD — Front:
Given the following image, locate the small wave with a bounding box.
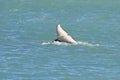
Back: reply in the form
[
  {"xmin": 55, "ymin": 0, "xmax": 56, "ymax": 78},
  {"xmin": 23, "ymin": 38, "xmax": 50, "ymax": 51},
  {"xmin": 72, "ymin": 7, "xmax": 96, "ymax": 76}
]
[{"xmin": 41, "ymin": 41, "xmax": 100, "ymax": 47}]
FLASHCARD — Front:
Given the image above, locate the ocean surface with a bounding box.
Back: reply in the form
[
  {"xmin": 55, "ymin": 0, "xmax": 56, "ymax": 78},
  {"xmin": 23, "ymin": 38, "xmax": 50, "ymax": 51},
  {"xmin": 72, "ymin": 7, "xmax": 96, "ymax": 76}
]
[{"xmin": 0, "ymin": 0, "xmax": 120, "ymax": 80}]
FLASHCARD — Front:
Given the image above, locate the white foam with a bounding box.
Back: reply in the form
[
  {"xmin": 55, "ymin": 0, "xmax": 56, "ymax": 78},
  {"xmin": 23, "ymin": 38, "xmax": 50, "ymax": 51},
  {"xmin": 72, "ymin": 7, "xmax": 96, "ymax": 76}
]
[
  {"xmin": 41, "ymin": 41, "xmax": 100, "ymax": 47},
  {"xmin": 41, "ymin": 42, "xmax": 51, "ymax": 45},
  {"xmin": 41, "ymin": 41, "xmax": 70, "ymax": 46},
  {"xmin": 77, "ymin": 41, "xmax": 100, "ymax": 47}
]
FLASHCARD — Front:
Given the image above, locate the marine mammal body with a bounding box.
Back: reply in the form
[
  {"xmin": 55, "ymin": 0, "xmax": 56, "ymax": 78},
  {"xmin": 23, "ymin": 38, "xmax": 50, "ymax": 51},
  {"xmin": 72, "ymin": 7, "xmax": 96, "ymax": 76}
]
[{"xmin": 54, "ymin": 24, "xmax": 78, "ymax": 44}]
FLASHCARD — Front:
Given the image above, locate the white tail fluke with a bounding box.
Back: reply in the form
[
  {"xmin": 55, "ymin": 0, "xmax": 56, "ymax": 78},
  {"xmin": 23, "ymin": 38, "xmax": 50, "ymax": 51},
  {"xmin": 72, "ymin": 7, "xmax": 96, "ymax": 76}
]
[{"xmin": 55, "ymin": 24, "xmax": 78, "ymax": 44}]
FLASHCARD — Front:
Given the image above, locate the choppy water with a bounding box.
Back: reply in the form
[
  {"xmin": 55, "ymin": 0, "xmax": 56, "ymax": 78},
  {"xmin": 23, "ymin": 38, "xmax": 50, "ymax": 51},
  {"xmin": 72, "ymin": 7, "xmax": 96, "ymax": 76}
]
[{"xmin": 0, "ymin": 0, "xmax": 120, "ymax": 80}]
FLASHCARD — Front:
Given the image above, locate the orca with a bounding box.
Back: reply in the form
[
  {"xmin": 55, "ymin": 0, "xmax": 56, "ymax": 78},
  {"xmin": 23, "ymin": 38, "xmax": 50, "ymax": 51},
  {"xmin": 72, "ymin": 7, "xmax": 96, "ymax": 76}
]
[{"xmin": 54, "ymin": 24, "xmax": 78, "ymax": 44}]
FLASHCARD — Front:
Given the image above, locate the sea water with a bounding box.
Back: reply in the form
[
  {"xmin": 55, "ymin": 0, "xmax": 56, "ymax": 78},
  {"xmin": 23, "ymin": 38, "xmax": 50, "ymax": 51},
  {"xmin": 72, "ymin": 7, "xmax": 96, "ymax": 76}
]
[{"xmin": 0, "ymin": 0, "xmax": 120, "ymax": 80}]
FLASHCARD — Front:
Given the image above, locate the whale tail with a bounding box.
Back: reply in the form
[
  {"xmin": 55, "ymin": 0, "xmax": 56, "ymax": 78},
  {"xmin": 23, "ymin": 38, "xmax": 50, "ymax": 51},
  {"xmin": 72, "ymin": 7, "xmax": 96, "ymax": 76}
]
[{"xmin": 54, "ymin": 24, "xmax": 77, "ymax": 44}]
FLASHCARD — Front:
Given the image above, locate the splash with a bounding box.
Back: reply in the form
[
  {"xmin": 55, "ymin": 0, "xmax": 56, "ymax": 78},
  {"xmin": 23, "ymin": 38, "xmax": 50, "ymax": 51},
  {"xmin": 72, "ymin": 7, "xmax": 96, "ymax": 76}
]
[{"xmin": 41, "ymin": 41, "xmax": 100, "ymax": 47}]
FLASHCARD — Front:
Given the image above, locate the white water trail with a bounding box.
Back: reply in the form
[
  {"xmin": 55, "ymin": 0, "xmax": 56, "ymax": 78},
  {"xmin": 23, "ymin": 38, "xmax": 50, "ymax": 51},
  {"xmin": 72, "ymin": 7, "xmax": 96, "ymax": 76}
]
[{"xmin": 41, "ymin": 41, "xmax": 100, "ymax": 47}]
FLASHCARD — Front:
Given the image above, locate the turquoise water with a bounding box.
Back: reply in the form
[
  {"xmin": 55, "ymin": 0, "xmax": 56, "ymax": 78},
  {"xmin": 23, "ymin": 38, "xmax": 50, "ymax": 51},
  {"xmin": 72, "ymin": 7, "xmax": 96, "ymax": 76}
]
[{"xmin": 0, "ymin": 0, "xmax": 120, "ymax": 80}]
